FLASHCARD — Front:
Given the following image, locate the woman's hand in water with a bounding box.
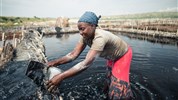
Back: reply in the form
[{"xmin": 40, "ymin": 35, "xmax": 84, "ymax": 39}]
[
  {"xmin": 47, "ymin": 61, "xmax": 56, "ymax": 67},
  {"xmin": 47, "ymin": 74, "xmax": 63, "ymax": 92}
]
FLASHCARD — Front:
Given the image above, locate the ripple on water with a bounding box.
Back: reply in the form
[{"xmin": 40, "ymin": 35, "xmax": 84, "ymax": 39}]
[
  {"xmin": 59, "ymin": 69, "xmax": 107, "ymax": 100},
  {"xmin": 172, "ymin": 67, "xmax": 178, "ymax": 72},
  {"xmin": 131, "ymin": 82, "xmax": 155, "ymax": 100}
]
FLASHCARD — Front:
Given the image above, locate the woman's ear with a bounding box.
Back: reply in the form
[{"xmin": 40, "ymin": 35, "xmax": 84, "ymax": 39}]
[{"xmin": 91, "ymin": 24, "xmax": 97, "ymax": 28}]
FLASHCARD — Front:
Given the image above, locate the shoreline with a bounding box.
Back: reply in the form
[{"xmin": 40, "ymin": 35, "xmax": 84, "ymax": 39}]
[{"xmin": 0, "ymin": 18, "xmax": 178, "ymax": 43}]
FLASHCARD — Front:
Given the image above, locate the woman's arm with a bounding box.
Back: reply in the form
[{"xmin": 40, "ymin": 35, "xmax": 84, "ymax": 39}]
[
  {"xmin": 61, "ymin": 49, "xmax": 100, "ymax": 78},
  {"xmin": 47, "ymin": 49, "xmax": 101, "ymax": 91},
  {"xmin": 47, "ymin": 42, "xmax": 86, "ymax": 67}
]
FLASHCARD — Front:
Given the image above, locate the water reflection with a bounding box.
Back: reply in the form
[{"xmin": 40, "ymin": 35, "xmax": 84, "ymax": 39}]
[
  {"xmin": 56, "ymin": 33, "xmax": 70, "ymax": 41},
  {"xmin": 43, "ymin": 33, "xmax": 178, "ymax": 100},
  {"xmin": 0, "ymin": 32, "xmax": 178, "ymax": 100}
]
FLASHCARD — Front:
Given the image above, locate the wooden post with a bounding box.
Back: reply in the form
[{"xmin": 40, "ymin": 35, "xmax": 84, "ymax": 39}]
[
  {"xmin": 156, "ymin": 27, "xmax": 159, "ymax": 33},
  {"xmin": 13, "ymin": 33, "xmax": 16, "ymax": 47},
  {"xmin": 131, "ymin": 22, "xmax": 134, "ymax": 32},
  {"xmin": 146, "ymin": 26, "xmax": 148, "ymax": 34},
  {"xmin": 2, "ymin": 33, "xmax": 6, "ymax": 50},
  {"xmin": 2, "ymin": 33, "xmax": 4, "ymax": 47},
  {"xmin": 21, "ymin": 26, "xmax": 24, "ymax": 40},
  {"xmin": 1, "ymin": 33, "xmax": 5, "ymax": 59}
]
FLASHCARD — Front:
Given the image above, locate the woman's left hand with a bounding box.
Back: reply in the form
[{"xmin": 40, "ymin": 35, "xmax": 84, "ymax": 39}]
[{"xmin": 46, "ymin": 74, "xmax": 62, "ymax": 92}]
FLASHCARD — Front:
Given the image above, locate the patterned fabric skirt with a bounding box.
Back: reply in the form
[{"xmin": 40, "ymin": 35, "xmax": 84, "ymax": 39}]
[{"xmin": 108, "ymin": 75, "xmax": 133, "ymax": 100}]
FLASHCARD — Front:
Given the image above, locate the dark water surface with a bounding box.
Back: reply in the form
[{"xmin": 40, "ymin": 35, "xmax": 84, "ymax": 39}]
[
  {"xmin": 43, "ymin": 33, "xmax": 178, "ymax": 100},
  {"xmin": 0, "ymin": 32, "xmax": 178, "ymax": 100}
]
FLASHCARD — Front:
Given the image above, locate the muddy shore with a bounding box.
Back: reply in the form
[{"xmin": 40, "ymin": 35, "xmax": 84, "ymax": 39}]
[{"xmin": 0, "ymin": 18, "xmax": 177, "ymax": 41}]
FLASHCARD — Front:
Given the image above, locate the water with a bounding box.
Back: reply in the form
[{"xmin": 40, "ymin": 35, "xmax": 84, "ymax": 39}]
[
  {"xmin": 43, "ymin": 33, "xmax": 178, "ymax": 100},
  {"xmin": 1, "ymin": 32, "xmax": 178, "ymax": 100}
]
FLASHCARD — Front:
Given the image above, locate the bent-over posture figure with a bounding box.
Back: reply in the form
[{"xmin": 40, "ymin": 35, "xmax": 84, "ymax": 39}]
[{"xmin": 47, "ymin": 11, "xmax": 133, "ymax": 100}]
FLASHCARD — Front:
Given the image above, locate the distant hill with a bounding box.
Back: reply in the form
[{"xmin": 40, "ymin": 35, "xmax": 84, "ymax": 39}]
[
  {"xmin": 0, "ymin": 16, "xmax": 55, "ymax": 26},
  {"xmin": 0, "ymin": 12, "xmax": 177, "ymax": 27},
  {"xmin": 101, "ymin": 12, "xmax": 178, "ymax": 20}
]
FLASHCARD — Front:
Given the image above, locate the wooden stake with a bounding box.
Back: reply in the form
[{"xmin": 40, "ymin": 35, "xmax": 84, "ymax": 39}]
[
  {"xmin": 21, "ymin": 26, "xmax": 24, "ymax": 40},
  {"xmin": 1, "ymin": 33, "xmax": 5, "ymax": 59},
  {"xmin": 13, "ymin": 33, "xmax": 16, "ymax": 47}
]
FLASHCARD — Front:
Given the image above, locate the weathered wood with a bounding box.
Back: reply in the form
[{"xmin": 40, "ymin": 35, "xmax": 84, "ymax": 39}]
[
  {"xmin": 0, "ymin": 29, "xmax": 61, "ymax": 99},
  {"xmin": 0, "ymin": 42, "xmax": 14, "ymax": 68}
]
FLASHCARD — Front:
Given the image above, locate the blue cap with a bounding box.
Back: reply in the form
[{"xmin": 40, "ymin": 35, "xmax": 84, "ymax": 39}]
[{"xmin": 78, "ymin": 11, "xmax": 101, "ymax": 25}]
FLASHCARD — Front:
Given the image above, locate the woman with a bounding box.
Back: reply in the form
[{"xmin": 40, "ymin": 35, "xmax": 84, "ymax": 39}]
[{"xmin": 47, "ymin": 11, "xmax": 133, "ymax": 99}]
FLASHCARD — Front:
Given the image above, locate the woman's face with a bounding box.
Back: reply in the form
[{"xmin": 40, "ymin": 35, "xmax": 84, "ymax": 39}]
[{"xmin": 77, "ymin": 22, "xmax": 96, "ymax": 39}]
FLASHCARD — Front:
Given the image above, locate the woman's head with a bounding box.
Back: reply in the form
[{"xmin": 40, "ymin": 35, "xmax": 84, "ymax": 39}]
[
  {"xmin": 78, "ymin": 11, "xmax": 101, "ymax": 26},
  {"xmin": 78, "ymin": 11, "xmax": 101, "ymax": 39}
]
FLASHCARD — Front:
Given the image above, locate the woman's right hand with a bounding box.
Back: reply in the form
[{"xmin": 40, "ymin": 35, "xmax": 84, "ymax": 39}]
[
  {"xmin": 47, "ymin": 73, "xmax": 63, "ymax": 92},
  {"xmin": 47, "ymin": 61, "xmax": 56, "ymax": 67}
]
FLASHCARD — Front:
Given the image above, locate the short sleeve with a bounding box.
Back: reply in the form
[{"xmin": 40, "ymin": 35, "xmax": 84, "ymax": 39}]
[{"xmin": 91, "ymin": 36, "xmax": 106, "ymax": 51}]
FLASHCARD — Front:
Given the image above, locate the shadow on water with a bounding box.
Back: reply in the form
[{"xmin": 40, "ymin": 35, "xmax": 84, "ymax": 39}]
[
  {"xmin": 0, "ymin": 32, "xmax": 178, "ymax": 100},
  {"xmin": 0, "ymin": 61, "xmax": 39, "ymax": 100}
]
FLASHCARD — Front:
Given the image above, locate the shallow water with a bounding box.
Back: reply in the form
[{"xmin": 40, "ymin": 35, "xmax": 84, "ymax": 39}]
[
  {"xmin": 43, "ymin": 33, "xmax": 178, "ymax": 100},
  {"xmin": 0, "ymin": 32, "xmax": 178, "ymax": 100}
]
